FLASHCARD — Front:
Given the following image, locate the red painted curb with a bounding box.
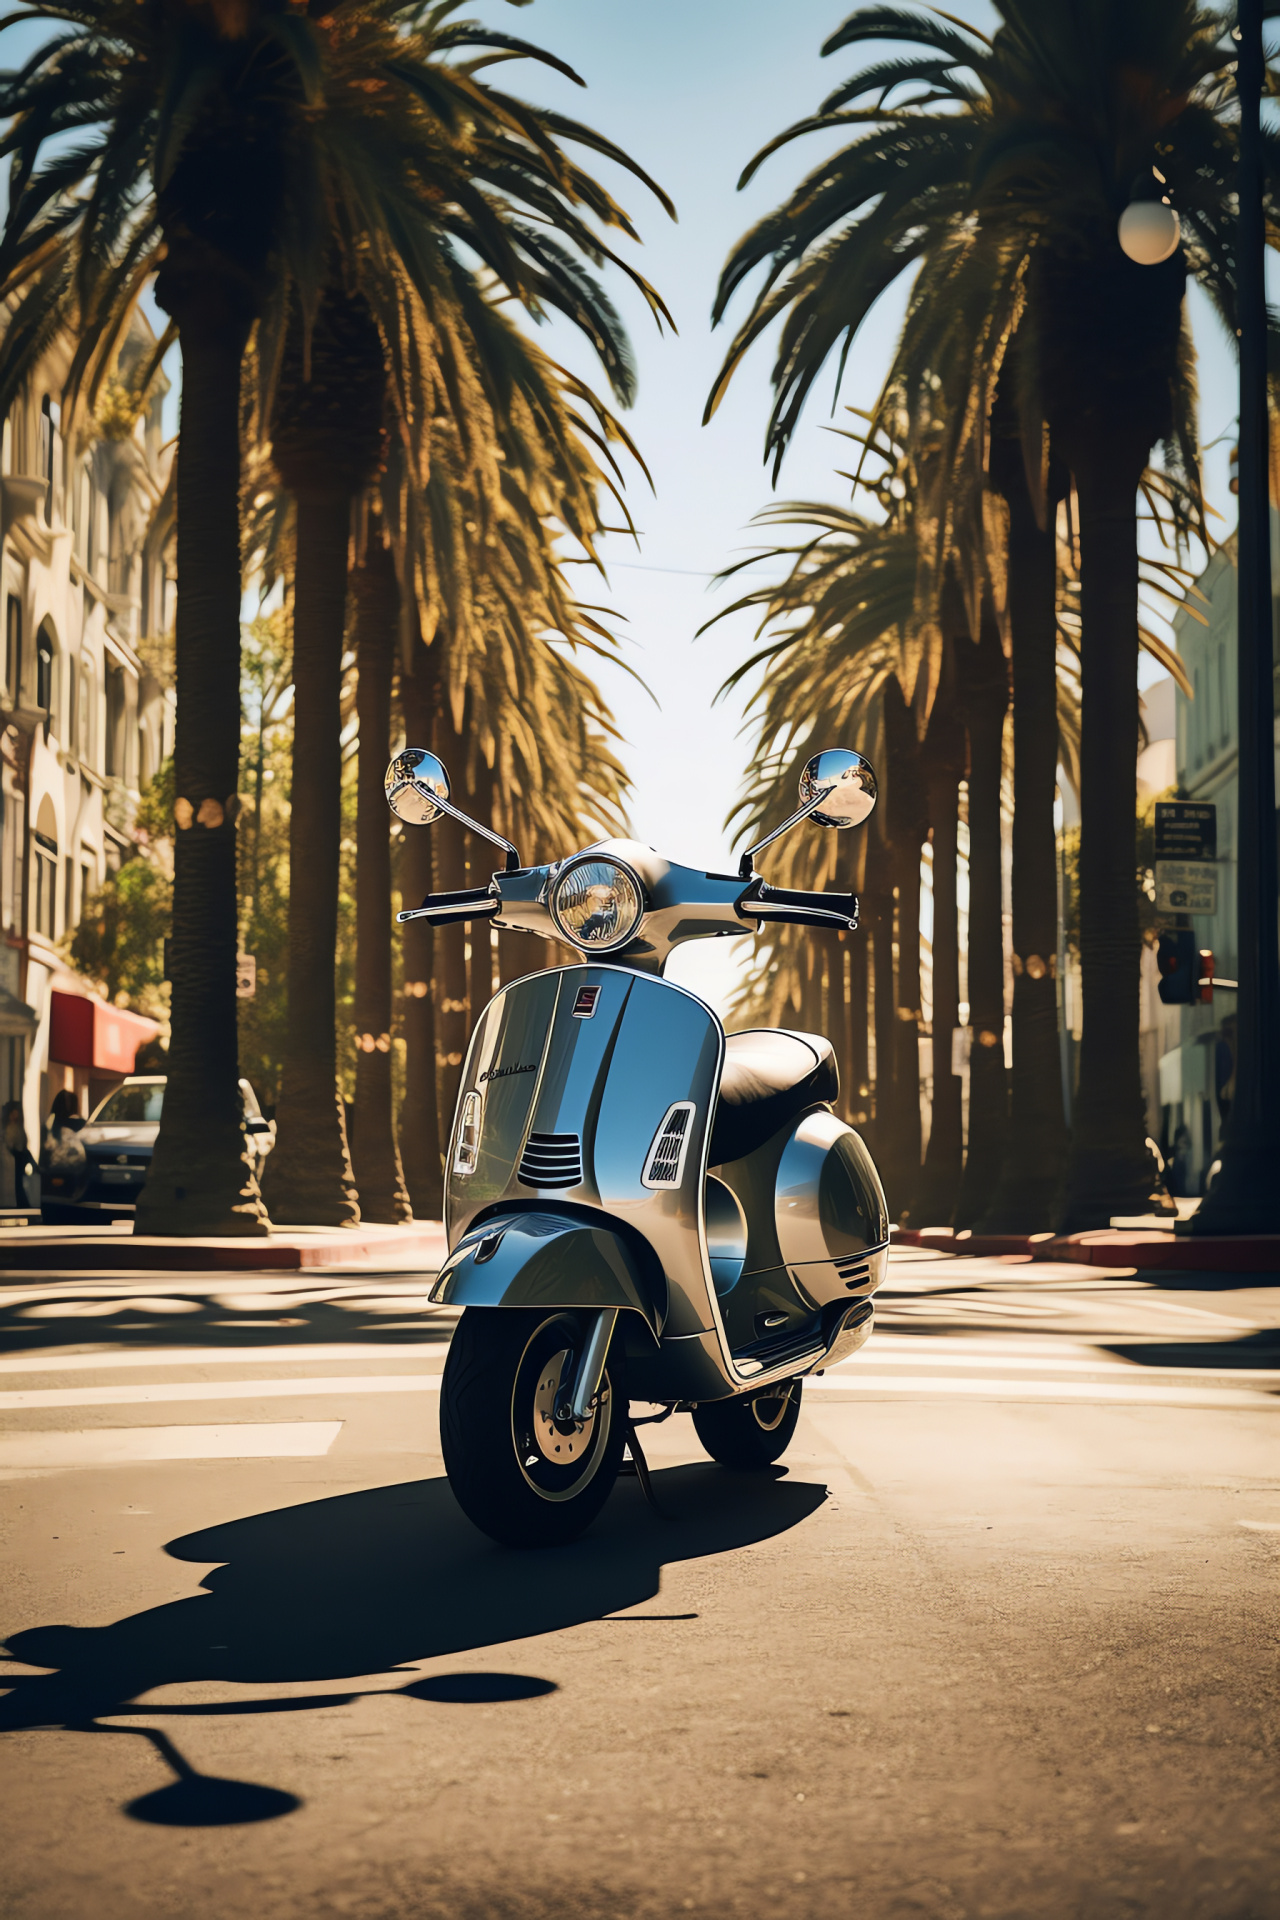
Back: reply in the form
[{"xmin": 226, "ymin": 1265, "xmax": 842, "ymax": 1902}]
[
  {"xmin": 895, "ymin": 1225, "xmax": 1280, "ymax": 1273},
  {"xmin": 0, "ymin": 1224, "xmax": 447, "ymax": 1274}
]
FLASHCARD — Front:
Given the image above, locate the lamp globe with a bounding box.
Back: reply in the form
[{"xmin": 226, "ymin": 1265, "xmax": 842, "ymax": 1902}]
[{"xmin": 1117, "ymin": 200, "xmax": 1181, "ymax": 265}]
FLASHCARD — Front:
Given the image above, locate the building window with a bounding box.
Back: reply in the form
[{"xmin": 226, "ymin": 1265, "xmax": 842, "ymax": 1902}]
[
  {"xmin": 36, "ymin": 624, "xmax": 54, "ymax": 739},
  {"xmin": 5, "ymin": 596, "xmax": 20, "ymax": 702},
  {"xmin": 105, "ymin": 662, "xmax": 126, "ymax": 777},
  {"xmin": 33, "ymin": 834, "xmax": 57, "ymax": 939},
  {"xmin": 39, "ymin": 396, "xmax": 53, "ymax": 518}
]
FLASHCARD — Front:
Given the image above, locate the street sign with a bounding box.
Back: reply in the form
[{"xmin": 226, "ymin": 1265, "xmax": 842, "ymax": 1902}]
[
  {"xmin": 236, "ymin": 954, "xmax": 257, "ymax": 999},
  {"xmin": 1154, "ymin": 801, "xmax": 1216, "ymax": 861},
  {"xmin": 1155, "ymin": 861, "xmax": 1218, "ymax": 914}
]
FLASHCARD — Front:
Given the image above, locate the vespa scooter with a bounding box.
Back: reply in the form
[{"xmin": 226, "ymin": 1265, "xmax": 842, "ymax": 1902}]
[{"xmin": 387, "ymin": 746, "xmax": 890, "ymax": 1547}]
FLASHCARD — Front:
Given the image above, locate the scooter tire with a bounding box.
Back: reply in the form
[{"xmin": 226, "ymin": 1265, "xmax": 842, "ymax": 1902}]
[
  {"xmin": 440, "ymin": 1306, "xmax": 627, "ymax": 1548},
  {"xmin": 692, "ymin": 1380, "xmax": 802, "ymax": 1469}
]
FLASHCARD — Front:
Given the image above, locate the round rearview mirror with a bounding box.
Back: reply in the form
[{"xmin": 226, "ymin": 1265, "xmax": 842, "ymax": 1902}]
[
  {"xmin": 385, "ymin": 747, "xmax": 450, "ymax": 825},
  {"xmin": 799, "ymin": 748, "xmax": 877, "ymax": 829}
]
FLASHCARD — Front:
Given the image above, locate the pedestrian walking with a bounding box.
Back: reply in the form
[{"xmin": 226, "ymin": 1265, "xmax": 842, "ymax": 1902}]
[{"xmin": 3, "ymin": 1099, "xmax": 33, "ymax": 1209}]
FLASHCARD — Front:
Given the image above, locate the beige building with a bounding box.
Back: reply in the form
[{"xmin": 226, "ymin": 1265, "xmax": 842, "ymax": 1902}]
[{"xmin": 0, "ymin": 314, "xmax": 174, "ymax": 1182}]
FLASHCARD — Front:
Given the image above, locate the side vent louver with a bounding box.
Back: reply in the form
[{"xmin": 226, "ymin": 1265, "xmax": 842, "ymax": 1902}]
[
  {"xmin": 837, "ymin": 1259, "xmax": 871, "ymax": 1291},
  {"xmin": 518, "ymin": 1131, "xmax": 583, "ymax": 1189},
  {"xmin": 642, "ymin": 1102, "xmax": 697, "ymax": 1189}
]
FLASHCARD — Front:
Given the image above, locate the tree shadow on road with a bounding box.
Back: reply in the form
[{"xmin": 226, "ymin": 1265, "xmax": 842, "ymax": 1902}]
[{"xmin": 0, "ymin": 1464, "xmax": 826, "ymax": 1772}]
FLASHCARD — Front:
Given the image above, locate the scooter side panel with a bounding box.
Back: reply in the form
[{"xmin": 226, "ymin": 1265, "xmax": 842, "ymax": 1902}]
[
  {"xmin": 592, "ymin": 973, "xmax": 722, "ymax": 1337},
  {"xmin": 445, "ymin": 970, "xmax": 723, "ymax": 1340}
]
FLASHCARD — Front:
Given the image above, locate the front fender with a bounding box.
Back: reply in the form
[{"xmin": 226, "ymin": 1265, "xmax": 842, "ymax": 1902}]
[{"xmin": 429, "ymin": 1211, "xmax": 663, "ymax": 1342}]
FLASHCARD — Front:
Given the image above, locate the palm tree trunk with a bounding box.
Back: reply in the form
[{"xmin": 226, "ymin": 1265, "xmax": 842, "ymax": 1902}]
[
  {"xmin": 260, "ymin": 487, "xmax": 360, "ymax": 1226},
  {"xmin": 953, "ymin": 608, "xmax": 1009, "ymax": 1229},
  {"xmin": 915, "ymin": 705, "xmax": 965, "ymax": 1225},
  {"xmin": 883, "ymin": 680, "xmax": 927, "ymax": 1221},
  {"xmin": 824, "ymin": 933, "xmax": 848, "ymax": 1118},
  {"xmin": 398, "ymin": 650, "xmax": 443, "ymax": 1215},
  {"xmin": 1058, "ymin": 444, "xmax": 1153, "ymax": 1229},
  {"xmin": 350, "ymin": 521, "xmax": 411, "ymax": 1222},
  {"xmin": 848, "ymin": 926, "xmax": 870, "ymax": 1125},
  {"xmin": 984, "ymin": 458, "xmax": 1070, "ymax": 1229},
  {"xmin": 432, "ymin": 709, "xmax": 469, "ymax": 1152},
  {"xmin": 466, "ymin": 756, "xmax": 496, "ymax": 1019},
  {"xmin": 135, "ymin": 290, "xmax": 268, "ymax": 1236},
  {"xmin": 864, "ymin": 831, "xmax": 896, "ymax": 1165}
]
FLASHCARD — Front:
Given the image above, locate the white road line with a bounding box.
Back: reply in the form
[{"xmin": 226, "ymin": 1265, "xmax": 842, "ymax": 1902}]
[
  {"xmin": 0, "ymin": 1421, "xmax": 343, "ymax": 1471},
  {"xmin": 0, "ymin": 1375, "xmax": 444, "ymax": 1411},
  {"xmin": 850, "ymin": 1349, "xmax": 1280, "ymax": 1382},
  {"xmin": 806, "ymin": 1374, "xmax": 1276, "ymax": 1408},
  {"xmin": 0, "ymin": 1368, "xmax": 1273, "ymax": 1416},
  {"xmin": 0, "ymin": 1344, "xmax": 445, "ymax": 1375}
]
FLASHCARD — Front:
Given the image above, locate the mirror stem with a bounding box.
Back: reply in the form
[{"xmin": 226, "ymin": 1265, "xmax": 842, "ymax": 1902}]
[
  {"xmin": 430, "ymin": 792, "xmax": 522, "ymax": 871},
  {"xmin": 738, "ymin": 791, "xmax": 825, "ymax": 879}
]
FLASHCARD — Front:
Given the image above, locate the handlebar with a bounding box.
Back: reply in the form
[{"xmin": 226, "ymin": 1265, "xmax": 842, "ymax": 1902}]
[
  {"xmin": 736, "ymin": 878, "xmax": 859, "ymax": 931},
  {"xmin": 394, "ymin": 864, "xmax": 860, "ymax": 947},
  {"xmin": 397, "ymin": 886, "xmax": 499, "ymax": 927}
]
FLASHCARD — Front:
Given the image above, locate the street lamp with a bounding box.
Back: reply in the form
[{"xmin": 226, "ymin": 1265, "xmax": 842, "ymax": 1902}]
[
  {"xmin": 1117, "ymin": 177, "xmax": 1181, "ymax": 266},
  {"xmin": 1119, "ymin": 0, "xmax": 1280, "ymax": 1234}
]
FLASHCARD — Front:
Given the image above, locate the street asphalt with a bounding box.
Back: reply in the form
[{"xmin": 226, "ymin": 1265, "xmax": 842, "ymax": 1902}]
[{"xmin": 0, "ymin": 1246, "xmax": 1277, "ymax": 1920}]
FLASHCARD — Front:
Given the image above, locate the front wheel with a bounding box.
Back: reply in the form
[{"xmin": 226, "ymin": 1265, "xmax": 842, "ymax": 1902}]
[
  {"xmin": 440, "ymin": 1308, "xmax": 627, "ymax": 1547},
  {"xmin": 692, "ymin": 1380, "xmax": 802, "ymax": 1469}
]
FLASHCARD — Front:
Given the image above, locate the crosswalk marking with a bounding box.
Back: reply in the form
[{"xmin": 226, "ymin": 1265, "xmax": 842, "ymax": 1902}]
[
  {"xmin": 0, "ymin": 1374, "xmax": 444, "ymax": 1411},
  {"xmin": 806, "ymin": 1373, "xmax": 1276, "ymax": 1408},
  {"xmin": 0, "ymin": 1343, "xmax": 445, "ymax": 1375},
  {"xmin": 0, "ymin": 1422, "xmax": 343, "ymax": 1472}
]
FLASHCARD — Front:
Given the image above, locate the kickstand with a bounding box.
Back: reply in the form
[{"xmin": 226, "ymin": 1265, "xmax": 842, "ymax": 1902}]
[{"xmin": 620, "ymin": 1413, "xmax": 665, "ymax": 1517}]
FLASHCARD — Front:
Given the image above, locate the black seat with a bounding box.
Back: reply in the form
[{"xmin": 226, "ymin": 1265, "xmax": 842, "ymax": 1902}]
[{"xmin": 708, "ymin": 1028, "xmax": 839, "ymax": 1166}]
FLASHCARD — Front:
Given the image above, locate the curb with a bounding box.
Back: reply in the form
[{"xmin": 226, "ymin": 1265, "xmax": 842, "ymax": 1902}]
[
  {"xmin": 895, "ymin": 1225, "xmax": 1280, "ymax": 1273},
  {"xmin": 0, "ymin": 1222, "xmax": 447, "ymax": 1274}
]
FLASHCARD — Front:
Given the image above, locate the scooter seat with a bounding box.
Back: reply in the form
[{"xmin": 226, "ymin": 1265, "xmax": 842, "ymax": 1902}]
[{"xmin": 708, "ymin": 1028, "xmax": 839, "ymax": 1166}]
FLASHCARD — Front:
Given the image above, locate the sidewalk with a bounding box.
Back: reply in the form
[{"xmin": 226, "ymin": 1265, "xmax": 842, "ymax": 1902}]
[
  {"xmin": 0, "ymin": 1218, "xmax": 447, "ymax": 1274},
  {"xmin": 895, "ymin": 1224, "xmax": 1280, "ymax": 1273}
]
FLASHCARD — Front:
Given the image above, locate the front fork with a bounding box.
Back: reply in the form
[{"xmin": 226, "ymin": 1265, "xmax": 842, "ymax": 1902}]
[{"xmin": 554, "ymin": 1307, "xmax": 619, "ymax": 1425}]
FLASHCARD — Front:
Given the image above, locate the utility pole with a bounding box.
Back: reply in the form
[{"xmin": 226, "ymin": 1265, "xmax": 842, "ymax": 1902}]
[{"xmin": 1193, "ymin": 0, "xmax": 1280, "ymax": 1233}]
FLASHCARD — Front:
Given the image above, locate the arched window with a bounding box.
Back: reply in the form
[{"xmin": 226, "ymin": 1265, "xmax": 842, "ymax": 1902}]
[
  {"xmin": 36, "ymin": 623, "xmax": 55, "ymax": 740},
  {"xmin": 32, "ymin": 794, "xmax": 58, "ymax": 940}
]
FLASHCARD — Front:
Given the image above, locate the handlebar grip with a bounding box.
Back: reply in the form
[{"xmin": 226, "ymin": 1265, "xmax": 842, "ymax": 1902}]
[
  {"xmin": 737, "ymin": 880, "xmax": 859, "ymax": 931},
  {"xmin": 397, "ymin": 886, "xmax": 499, "ymax": 926}
]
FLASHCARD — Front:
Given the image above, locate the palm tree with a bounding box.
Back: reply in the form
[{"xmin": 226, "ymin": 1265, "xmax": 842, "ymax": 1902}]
[
  {"xmin": 259, "ymin": 285, "xmax": 384, "ymax": 1225},
  {"xmin": 0, "ymin": 0, "xmax": 671, "ymax": 1233},
  {"xmin": 708, "ymin": 0, "xmax": 1252, "ymax": 1229},
  {"xmin": 350, "ymin": 507, "xmax": 413, "ymax": 1223}
]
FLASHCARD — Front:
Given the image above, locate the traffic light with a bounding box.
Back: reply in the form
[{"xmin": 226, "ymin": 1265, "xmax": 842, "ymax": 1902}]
[
  {"xmin": 1197, "ymin": 949, "xmax": 1215, "ymax": 1004},
  {"xmin": 1157, "ymin": 931, "xmax": 1215, "ymax": 1004},
  {"xmin": 1157, "ymin": 929, "xmax": 1195, "ymax": 1003}
]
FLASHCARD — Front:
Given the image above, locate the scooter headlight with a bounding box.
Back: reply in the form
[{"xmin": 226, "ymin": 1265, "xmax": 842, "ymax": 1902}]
[{"xmin": 549, "ymin": 856, "xmax": 645, "ymax": 953}]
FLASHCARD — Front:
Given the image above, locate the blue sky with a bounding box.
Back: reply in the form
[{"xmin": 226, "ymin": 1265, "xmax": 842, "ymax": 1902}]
[{"xmin": 490, "ymin": 0, "xmax": 1244, "ymax": 1005}]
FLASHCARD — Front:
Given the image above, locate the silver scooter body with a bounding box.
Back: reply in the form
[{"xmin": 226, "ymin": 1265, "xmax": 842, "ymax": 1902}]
[
  {"xmin": 431, "ymin": 947, "xmax": 888, "ymax": 1402},
  {"xmin": 386, "ymin": 774, "xmax": 891, "ymax": 1409}
]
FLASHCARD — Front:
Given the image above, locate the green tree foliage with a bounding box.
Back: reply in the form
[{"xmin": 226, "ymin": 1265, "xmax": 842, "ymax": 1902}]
[{"xmin": 68, "ymin": 761, "xmax": 174, "ymax": 1014}]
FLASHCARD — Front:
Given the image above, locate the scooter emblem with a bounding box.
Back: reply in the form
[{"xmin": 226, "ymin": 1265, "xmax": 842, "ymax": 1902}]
[{"xmin": 572, "ymin": 984, "xmax": 602, "ymax": 1018}]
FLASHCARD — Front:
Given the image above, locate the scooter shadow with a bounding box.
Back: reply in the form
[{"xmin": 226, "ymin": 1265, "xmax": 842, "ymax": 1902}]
[{"xmin": 1, "ymin": 1464, "xmax": 827, "ymax": 1736}]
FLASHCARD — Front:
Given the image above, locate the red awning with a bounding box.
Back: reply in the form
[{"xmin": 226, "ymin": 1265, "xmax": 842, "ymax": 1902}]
[{"xmin": 49, "ymin": 991, "xmax": 160, "ymax": 1074}]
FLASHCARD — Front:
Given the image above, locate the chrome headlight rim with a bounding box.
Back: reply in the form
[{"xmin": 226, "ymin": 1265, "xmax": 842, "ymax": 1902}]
[{"xmin": 548, "ymin": 853, "xmax": 647, "ymax": 954}]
